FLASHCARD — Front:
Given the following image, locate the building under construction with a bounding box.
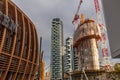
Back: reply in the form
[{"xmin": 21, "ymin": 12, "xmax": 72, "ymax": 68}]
[
  {"xmin": 0, "ymin": 0, "xmax": 38, "ymax": 80},
  {"xmin": 73, "ymin": 17, "xmax": 100, "ymax": 70},
  {"xmin": 72, "ymin": 14, "xmax": 102, "ymax": 79}
]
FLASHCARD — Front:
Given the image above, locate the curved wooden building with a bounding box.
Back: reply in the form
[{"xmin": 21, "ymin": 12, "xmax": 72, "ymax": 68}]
[{"xmin": 0, "ymin": 0, "xmax": 38, "ymax": 80}]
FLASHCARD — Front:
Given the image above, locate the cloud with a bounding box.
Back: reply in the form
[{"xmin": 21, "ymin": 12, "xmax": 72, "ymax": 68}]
[
  {"xmin": 12, "ymin": 0, "xmax": 111, "ymax": 68},
  {"xmin": 11, "ymin": 0, "xmax": 96, "ymax": 67}
]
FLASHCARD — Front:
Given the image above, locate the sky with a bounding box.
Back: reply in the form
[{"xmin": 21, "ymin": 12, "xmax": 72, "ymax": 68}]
[{"xmin": 11, "ymin": 0, "xmax": 120, "ymax": 69}]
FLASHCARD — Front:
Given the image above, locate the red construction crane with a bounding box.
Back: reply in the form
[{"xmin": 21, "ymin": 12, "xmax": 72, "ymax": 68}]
[
  {"xmin": 72, "ymin": 0, "xmax": 83, "ymax": 24},
  {"xmin": 94, "ymin": 0, "xmax": 111, "ymax": 70},
  {"xmin": 72, "ymin": 0, "xmax": 111, "ymax": 71}
]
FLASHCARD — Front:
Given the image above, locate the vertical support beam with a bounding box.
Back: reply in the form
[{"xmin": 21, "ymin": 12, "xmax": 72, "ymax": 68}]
[
  {"xmin": 36, "ymin": 31, "xmax": 39, "ymax": 80},
  {"xmin": 0, "ymin": 0, "xmax": 7, "ymax": 53},
  {"xmin": 34, "ymin": 28, "xmax": 39, "ymax": 80},
  {"xmin": 26, "ymin": 21, "xmax": 31, "ymax": 80},
  {"xmin": 0, "ymin": 0, "xmax": 7, "ymax": 79},
  {"xmin": 31, "ymin": 25, "xmax": 37, "ymax": 80},
  {"xmin": 10, "ymin": 5, "xmax": 18, "ymax": 79},
  {"xmin": 12, "ymin": 13, "xmax": 25, "ymax": 80},
  {"xmin": 1, "ymin": 2, "xmax": 17, "ymax": 79},
  {"xmin": 32, "ymin": 24, "xmax": 36, "ymax": 63},
  {"xmin": 27, "ymin": 23, "xmax": 34, "ymax": 79},
  {"xmin": 4, "ymin": 0, "xmax": 8, "ymax": 15},
  {"xmin": 20, "ymin": 19, "xmax": 31, "ymax": 80},
  {"xmin": 19, "ymin": 14, "xmax": 26, "ymax": 80},
  {"xmin": 0, "ymin": 28, "xmax": 6, "ymax": 52},
  {"xmin": 28, "ymin": 64, "xmax": 33, "ymax": 79},
  {"xmin": 12, "ymin": 6, "xmax": 18, "ymax": 79},
  {"xmin": 28, "ymin": 24, "xmax": 39, "ymax": 80},
  {"xmin": 35, "ymin": 28, "xmax": 39, "ymax": 65}
]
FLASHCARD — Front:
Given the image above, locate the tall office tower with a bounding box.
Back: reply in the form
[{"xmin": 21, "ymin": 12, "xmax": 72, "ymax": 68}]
[
  {"xmin": 64, "ymin": 37, "xmax": 73, "ymax": 73},
  {"xmin": 50, "ymin": 18, "xmax": 63, "ymax": 80}
]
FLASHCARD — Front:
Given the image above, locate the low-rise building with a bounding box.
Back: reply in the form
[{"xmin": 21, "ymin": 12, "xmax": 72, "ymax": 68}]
[{"xmin": 45, "ymin": 68, "xmax": 50, "ymax": 80}]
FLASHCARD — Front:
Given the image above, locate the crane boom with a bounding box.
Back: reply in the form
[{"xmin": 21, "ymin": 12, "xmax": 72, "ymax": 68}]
[
  {"xmin": 76, "ymin": 0, "xmax": 83, "ymax": 14},
  {"xmin": 72, "ymin": 0, "xmax": 83, "ymax": 23}
]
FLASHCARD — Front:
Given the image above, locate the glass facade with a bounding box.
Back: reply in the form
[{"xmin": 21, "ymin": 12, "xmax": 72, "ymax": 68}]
[
  {"xmin": 50, "ymin": 18, "xmax": 63, "ymax": 80},
  {"xmin": 64, "ymin": 37, "xmax": 73, "ymax": 73}
]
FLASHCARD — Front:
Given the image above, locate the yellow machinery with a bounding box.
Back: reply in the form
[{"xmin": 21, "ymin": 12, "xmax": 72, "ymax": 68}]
[{"xmin": 41, "ymin": 60, "xmax": 45, "ymax": 80}]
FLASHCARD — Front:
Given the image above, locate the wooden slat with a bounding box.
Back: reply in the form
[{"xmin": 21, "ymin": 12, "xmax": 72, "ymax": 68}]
[
  {"xmin": 20, "ymin": 18, "xmax": 31, "ymax": 80},
  {"xmin": 34, "ymin": 27, "xmax": 38, "ymax": 64},
  {"xmin": 31, "ymin": 24, "xmax": 37, "ymax": 80},
  {"xmin": 10, "ymin": 6, "xmax": 18, "ymax": 79},
  {"xmin": 0, "ymin": 0, "xmax": 7, "ymax": 53},
  {"xmin": 0, "ymin": 1, "xmax": 7, "ymax": 80},
  {"xmin": 0, "ymin": 0, "xmax": 38, "ymax": 80},
  {"xmin": 28, "ymin": 23, "xmax": 35, "ymax": 80},
  {"xmin": 26, "ymin": 21, "xmax": 32, "ymax": 80},
  {"xmin": 18, "ymin": 14, "xmax": 26, "ymax": 80},
  {"xmin": 32, "ymin": 24, "xmax": 36, "ymax": 64},
  {"xmin": 1, "ymin": 0, "xmax": 17, "ymax": 79},
  {"xmin": 12, "ymin": 13, "xmax": 25, "ymax": 80}
]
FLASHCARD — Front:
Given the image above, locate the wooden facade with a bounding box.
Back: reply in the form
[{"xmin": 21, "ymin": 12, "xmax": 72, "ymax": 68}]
[{"xmin": 0, "ymin": 0, "xmax": 38, "ymax": 80}]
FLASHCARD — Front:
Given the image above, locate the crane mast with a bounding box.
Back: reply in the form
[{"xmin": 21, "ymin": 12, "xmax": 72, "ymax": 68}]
[
  {"xmin": 72, "ymin": 0, "xmax": 111, "ymax": 71},
  {"xmin": 72, "ymin": 0, "xmax": 111, "ymax": 70},
  {"xmin": 94, "ymin": 0, "xmax": 111, "ymax": 70}
]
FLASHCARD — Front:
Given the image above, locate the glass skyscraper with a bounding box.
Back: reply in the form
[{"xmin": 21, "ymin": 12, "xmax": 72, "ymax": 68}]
[
  {"xmin": 64, "ymin": 37, "xmax": 73, "ymax": 73},
  {"xmin": 50, "ymin": 18, "xmax": 63, "ymax": 80}
]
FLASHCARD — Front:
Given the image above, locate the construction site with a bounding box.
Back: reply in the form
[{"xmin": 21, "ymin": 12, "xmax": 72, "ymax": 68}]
[
  {"xmin": 0, "ymin": 0, "xmax": 120, "ymax": 80},
  {"xmin": 70, "ymin": 0, "xmax": 120, "ymax": 80},
  {"xmin": 71, "ymin": 17, "xmax": 119, "ymax": 80}
]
